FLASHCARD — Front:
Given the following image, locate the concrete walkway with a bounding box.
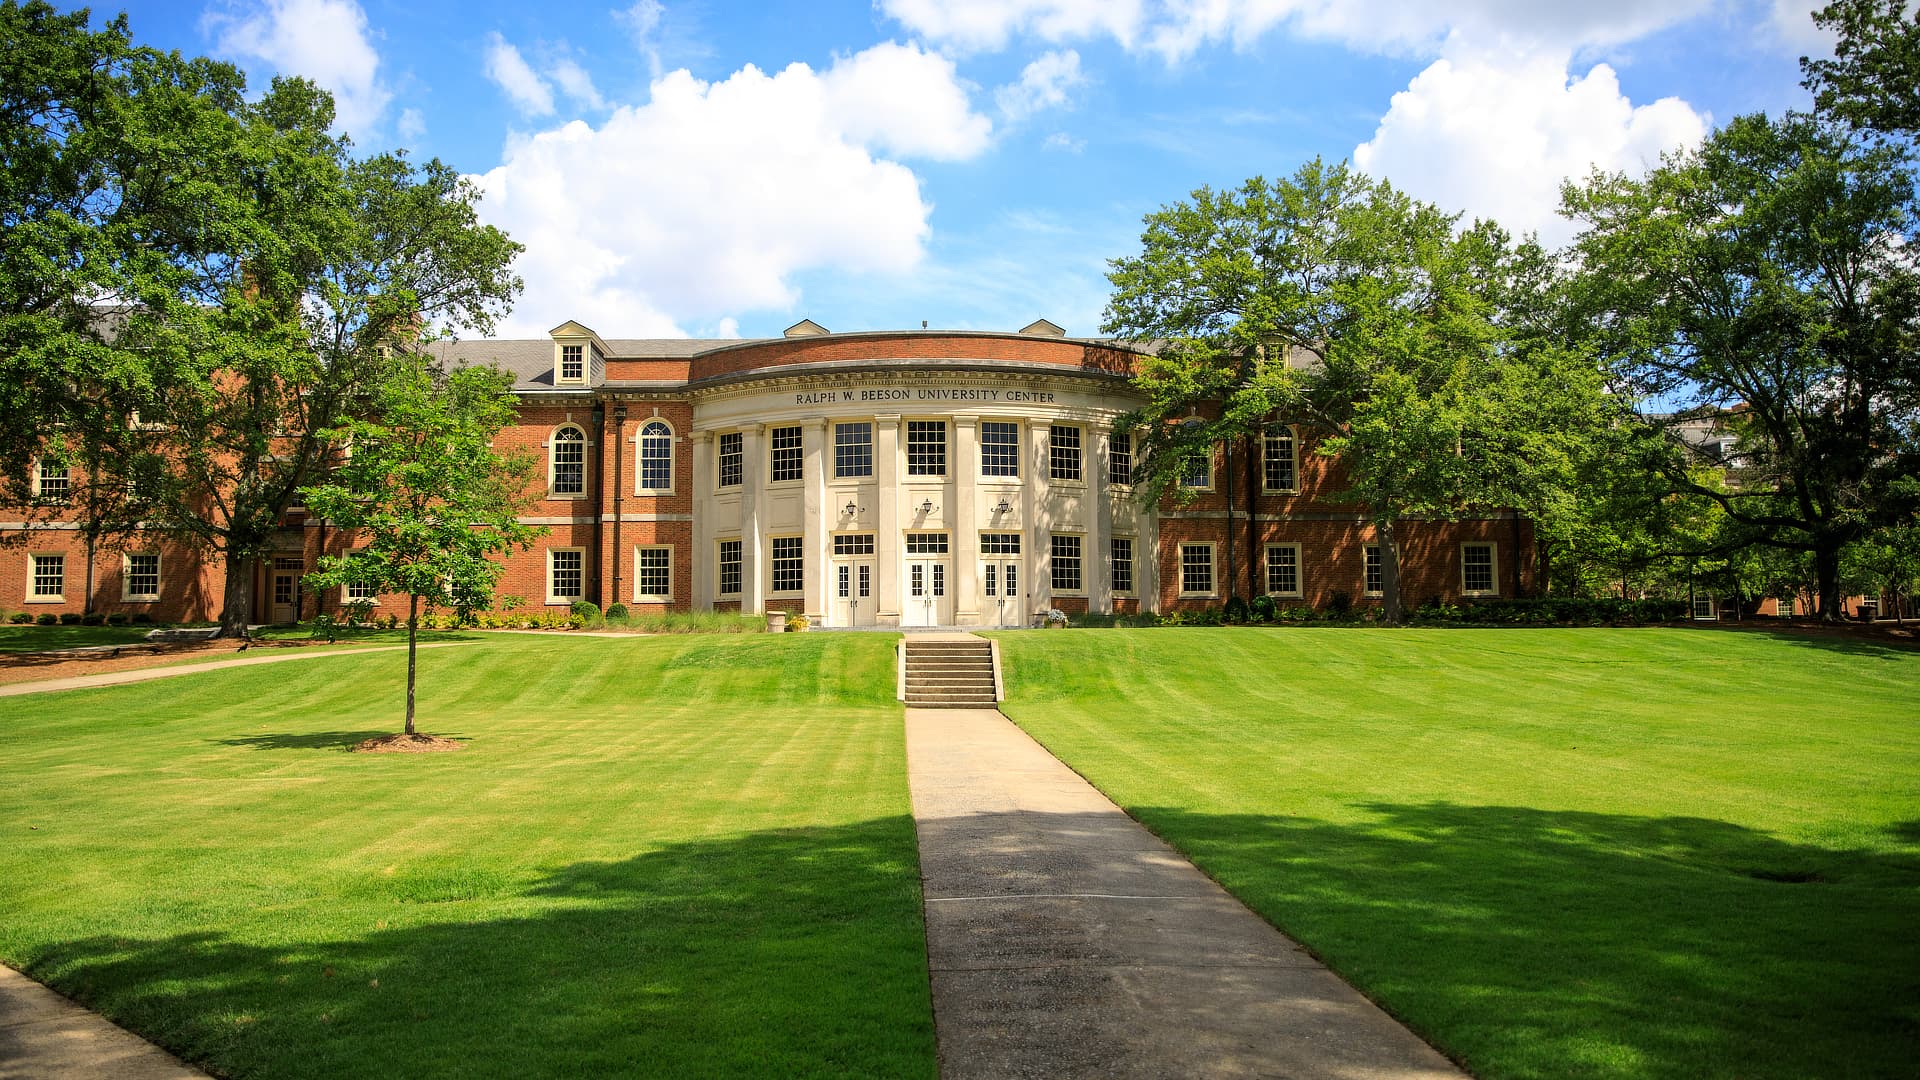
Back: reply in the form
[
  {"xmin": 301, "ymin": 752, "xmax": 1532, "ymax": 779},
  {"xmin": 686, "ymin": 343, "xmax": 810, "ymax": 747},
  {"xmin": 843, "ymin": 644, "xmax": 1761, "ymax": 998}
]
[
  {"xmin": 0, "ymin": 641, "xmax": 479, "ymax": 698},
  {"xmin": 906, "ymin": 707, "xmax": 1465, "ymax": 1079},
  {"xmin": 0, "ymin": 966, "xmax": 205, "ymax": 1079}
]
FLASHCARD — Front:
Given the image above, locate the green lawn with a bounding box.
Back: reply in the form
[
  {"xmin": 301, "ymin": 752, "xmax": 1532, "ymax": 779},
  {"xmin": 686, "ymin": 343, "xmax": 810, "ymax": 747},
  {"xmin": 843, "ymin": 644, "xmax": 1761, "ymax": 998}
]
[
  {"xmin": 990, "ymin": 627, "xmax": 1920, "ymax": 1080},
  {"xmin": 0, "ymin": 623, "xmax": 160, "ymax": 652},
  {"xmin": 0, "ymin": 633, "xmax": 932, "ymax": 1079}
]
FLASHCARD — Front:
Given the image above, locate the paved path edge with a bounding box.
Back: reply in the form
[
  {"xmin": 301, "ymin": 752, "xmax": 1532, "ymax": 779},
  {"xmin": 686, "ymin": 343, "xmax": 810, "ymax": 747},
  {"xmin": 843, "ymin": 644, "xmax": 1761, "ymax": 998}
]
[{"xmin": 0, "ymin": 964, "xmax": 208, "ymax": 1079}]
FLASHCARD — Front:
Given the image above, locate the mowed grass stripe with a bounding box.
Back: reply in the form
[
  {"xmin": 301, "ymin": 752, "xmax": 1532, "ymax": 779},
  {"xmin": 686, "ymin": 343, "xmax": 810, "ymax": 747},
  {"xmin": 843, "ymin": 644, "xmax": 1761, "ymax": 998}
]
[
  {"xmin": 0, "ymin": 633, "xmax": 933, "ymax": 1079},
  {"xmin": 991, "ymin": 627, "xmax": 1920, "ymax": 1080}
]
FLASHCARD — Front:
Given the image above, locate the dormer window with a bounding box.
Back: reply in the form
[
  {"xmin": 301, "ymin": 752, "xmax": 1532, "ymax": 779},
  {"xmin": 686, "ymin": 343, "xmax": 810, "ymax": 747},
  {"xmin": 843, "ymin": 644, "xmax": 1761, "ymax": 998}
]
[{"xmin": 560, "ymin": 344, "xmax": 584, "ymax": 383}]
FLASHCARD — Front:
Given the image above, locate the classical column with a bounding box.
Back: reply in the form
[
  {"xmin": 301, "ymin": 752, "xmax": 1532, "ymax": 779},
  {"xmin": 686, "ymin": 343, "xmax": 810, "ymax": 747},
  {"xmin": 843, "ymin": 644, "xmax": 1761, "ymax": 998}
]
[
  {"xmin": 952, "ymin": 415, "xmax": 979, "ymax": 622},
  {"xmin": 691, "ymin": 431, "xmax": 713, "ymax": 611},
  {"xmin": 802, "ymin": 419, "xmax": 828, "ymax": 621},
  {"xmin": 741, "ymin": 425, "xmax": 765, "ymax": 615},
  {"xmin": 874, "ymin": 415, "xmax": 901, "ymax": 624},
  {"xmin": 1089, "ymin": 426, "xmax": 1111, "ymax": 614},
  {"xmin": 1027, "ymin": 421, "xmax": 1051, "ymax": 611},
  {"xmin": 1142, "ymin": 505, "xmax": 1161, "ymax": 614}
]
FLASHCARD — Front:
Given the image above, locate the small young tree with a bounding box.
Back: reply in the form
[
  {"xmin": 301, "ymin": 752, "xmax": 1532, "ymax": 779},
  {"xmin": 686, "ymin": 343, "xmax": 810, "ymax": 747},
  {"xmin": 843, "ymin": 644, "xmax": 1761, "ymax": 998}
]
[{"xmin": 302, "ymin": 358, "xmax": 542, "ymax": 737}]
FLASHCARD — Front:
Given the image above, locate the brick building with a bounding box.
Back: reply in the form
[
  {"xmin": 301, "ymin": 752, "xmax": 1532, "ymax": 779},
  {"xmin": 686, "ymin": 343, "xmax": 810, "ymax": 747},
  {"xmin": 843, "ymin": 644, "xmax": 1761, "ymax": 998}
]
[{"xmin": 5, "ymin": 319, "xmax": 1535, "ymax": 626}]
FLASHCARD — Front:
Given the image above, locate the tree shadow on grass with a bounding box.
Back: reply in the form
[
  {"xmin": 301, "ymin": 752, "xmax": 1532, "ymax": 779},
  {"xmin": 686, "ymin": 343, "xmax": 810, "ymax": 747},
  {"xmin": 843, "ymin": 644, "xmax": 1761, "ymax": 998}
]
[
  {"xmin": 14, "ymin": 818, "xmax": 935, "ymax": 1080},
  {"xmin": 1694, "ymin": 623, "xmax": 1920, "ymax": 659},
  {"xmin": 1125, "ymin": 801, "xmax": 1920, "ymax": 1080},
  {"xmin": 213, "ymin": 731, "xmax": 400, "ymax": 751}
]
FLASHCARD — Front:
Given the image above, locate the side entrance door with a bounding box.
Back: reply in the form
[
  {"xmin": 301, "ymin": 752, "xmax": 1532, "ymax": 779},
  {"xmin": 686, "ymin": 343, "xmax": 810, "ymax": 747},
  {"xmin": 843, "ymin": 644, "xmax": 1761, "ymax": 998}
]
[
  {"xmin": 903, "ymin": 560, "xmax": 950, "ymax": 627},
  {"xmin": 834, "ymin": 561, "xmax": 876, "ymax": 627},
  {"xmin": 270, "ymin": 556, "xmax": 303, "ymax": 623},
  {"xmin": 981, "ymin": 560, "xmax": 1020, "ymax": 627}
]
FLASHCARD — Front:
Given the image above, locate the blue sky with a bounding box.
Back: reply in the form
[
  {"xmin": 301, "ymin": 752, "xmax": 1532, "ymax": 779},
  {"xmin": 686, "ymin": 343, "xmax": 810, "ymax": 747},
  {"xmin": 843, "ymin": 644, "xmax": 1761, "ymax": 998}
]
[{"xmin": 104, "ymin": 1, "xmax": 1830, "ymax": 340}]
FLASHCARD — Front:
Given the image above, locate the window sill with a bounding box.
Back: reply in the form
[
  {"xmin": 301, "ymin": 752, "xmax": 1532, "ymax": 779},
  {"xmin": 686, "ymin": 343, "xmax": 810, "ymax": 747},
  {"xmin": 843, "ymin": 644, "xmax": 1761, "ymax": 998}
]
[
  {"xmin": 547, "ymin": 493, "xmax": 588, "ymax": 501},
  {"xmin": 546, "ymin": 598, "xmax": 584, "ymax": 607},
  {"xmin": 634, "ymin": 594, "xmax": 672, "ymax": 603},
  {"xmin": 829, "ymin": 476, "xmax": 875, "ymax": 485},
  {"xmin": 25, "ymin": 597, "xmax": 64, "ymax": 604},
  {"xmin": 124, "ymin": 596, "xmax": 161, "ymax": 603},
  {"xmin": 1178, "ymin": 592, "xmax": 1219, "ymax": 600},
  {"xmin": 634, "ymin": 486, "xmax": 674, "ymax": 496}
]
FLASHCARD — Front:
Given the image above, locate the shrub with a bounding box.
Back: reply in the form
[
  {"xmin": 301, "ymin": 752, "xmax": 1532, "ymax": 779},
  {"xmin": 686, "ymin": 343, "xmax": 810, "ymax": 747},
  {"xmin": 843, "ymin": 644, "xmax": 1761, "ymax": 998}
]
[
  {"xmin": 1222, "ymin": 595, "xmax": 1251, "ymax": 624},
  {"xmin": 59, "ymin": 613, "xmax": 82, "ymax": 625},
  {"xmin": 1249, "ymin": 594, "xmax": 1277, "ymax": 623},
  {"xmin": 604, "ymin": 603, "xmax": 628, "ymax": 620},
  {"xmin": 106, "ymin": 613, "xmax": 130, "ymax": 626},
  {"xmin": 786, "ymin": 612, "xmax": 810, "ymax": 632},
  {"xmin": 1327, "ymin": 590, "xmax": 1354, "ymax": 618},
  {"xmin": 36, "ymin": 613, "xmax": 57, "ymax": 625},
  {"xmin": 570, "ymin": 600, "xmax": 603, "ymax": 628},
  {"xmin": 80, "ymin": 613, "xmax": 105, "ymax": 625},
  {"xmin": 9, "ymin": 612, "xmax": 31, "ymax": 624},
  {"xmin": 131, "ymin": 612, "xmax": 154, "ymax": 624}
]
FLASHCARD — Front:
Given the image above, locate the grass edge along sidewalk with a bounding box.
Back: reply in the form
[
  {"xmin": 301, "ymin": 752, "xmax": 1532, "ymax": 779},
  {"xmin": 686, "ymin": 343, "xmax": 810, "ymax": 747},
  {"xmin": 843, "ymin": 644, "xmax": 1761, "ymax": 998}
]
[
  {"xmin": 0, "ymin": 633, "xmax": 934, "ymax": 1079},
  {"xmin": 990, "ymin": 626, "xmax": 1920, "ymax": 1080}
]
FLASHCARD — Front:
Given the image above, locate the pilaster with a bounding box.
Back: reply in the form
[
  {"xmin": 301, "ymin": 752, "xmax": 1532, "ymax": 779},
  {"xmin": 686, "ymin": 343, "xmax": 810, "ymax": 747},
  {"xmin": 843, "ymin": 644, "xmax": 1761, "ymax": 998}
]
[
  {"xmin": 874, "ymin": 415, "xmax": 901, "ymax": 624},
  {"xmin": 691, "ymin": 431, "xmax": 713, "ymax": 611},
  {"xmin": 741, "ymin": 426, "xmax": 765, "ymax": 614},
  {"xmin": 952, "ymin": 415, "xmax": 979, "ymax": 620}
]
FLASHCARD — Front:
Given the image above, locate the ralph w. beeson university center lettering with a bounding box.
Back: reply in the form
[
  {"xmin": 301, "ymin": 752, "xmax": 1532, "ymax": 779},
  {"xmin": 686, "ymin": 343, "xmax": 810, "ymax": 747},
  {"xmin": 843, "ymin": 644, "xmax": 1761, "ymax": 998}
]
[{"xmin": 4, "ymin": 317, "xmax": 1532, "ymax": 625}]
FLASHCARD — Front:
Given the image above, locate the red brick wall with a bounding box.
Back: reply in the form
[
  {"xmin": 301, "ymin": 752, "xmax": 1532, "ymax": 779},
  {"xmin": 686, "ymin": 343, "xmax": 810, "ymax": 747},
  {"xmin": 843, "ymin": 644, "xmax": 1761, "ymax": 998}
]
[{"xmin": 688, "ymin": 333, "xmax": 1139, "ymax": 381}]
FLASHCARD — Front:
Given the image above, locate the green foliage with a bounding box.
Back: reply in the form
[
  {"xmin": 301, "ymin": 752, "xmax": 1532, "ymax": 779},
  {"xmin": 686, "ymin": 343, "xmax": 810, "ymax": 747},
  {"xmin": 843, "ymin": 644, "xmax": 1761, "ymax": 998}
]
[
  {"xmin": 79, "ymin": 613, "xmax": 103, "ymax": 626},
  {"xmin": 1563, "ymin": 111, "xmax": 1920, "ymax": 617},
  {"xmin": 570, "ymin": 600, "xmax": 603, "ymax": 627},
  {"xmin": 1248, "ymin": 594, "xmax": 1278, "ymax": 622},
  {"xmin": 8, "ymin": 613, "xmax": 31, "ymax": 624},
  {"xmin": 56, "ymin": 613, "xmax": 79, "ymax": 625},
  {"xmin": 131, "ymin": 612, "xmax": 152, "ymax": 624},
  {"xmin": 302, "ymin": 358, "xmax": 542, "ymax": 732},
  {"xmin": 1409, "ymin": 596, "xmax": 1687, "ymax": 625},
  {"xmin": 603, "ymin": 603, "xmax": 628, "ymax": 620},
  {"xmin": 1801, "ymin": 0, "xmax": 1920, "ymax": 139},
  {"xmin": 1221, "ymin": 596, "xmax": 1250, "ymax": 623},
  {"xmin": 1104, "ymin": 160, "xmax": 1616, "ymax": 622},
  {"xmin": 105, "ymin": 613, "xmax": 128, "ymax": 626}
]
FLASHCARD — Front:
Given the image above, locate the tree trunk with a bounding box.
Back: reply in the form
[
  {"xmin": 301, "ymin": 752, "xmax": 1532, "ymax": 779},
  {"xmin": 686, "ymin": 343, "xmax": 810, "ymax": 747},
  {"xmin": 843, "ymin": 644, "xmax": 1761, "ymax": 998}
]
[
  {"xmin": 1814, "ymin": 542, "xmax": 1844, "ymax": 623},
  {"xmin": 405, "ymin": 593, "xmax": 419, "ymax": 736},
  {"xmin": 217, "ymin": 551, "xmax": 253, "ymax": 639},
  {"xmin": 1380, "ymin": 517, "xmax": 1403, "ymax": 626},
  {"xmin": 83, "ymin": 535, "xmax": 97, "ymax": 618}
]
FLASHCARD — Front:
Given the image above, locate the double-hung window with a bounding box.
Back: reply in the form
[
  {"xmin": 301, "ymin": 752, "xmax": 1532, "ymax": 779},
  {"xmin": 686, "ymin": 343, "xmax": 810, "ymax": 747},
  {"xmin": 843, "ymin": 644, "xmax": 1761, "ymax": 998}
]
[
  {"xmin": 635, "ymin": 547, "xmax": 672, "ymax": 599},
  {"xmin": 717, "ymin": 540, "xmax": 742, "ymax": 596},
  {"xmin": 1180, "ymin": 544, "xmax": 1215, "ymax": 596},
  {"xmin": 769, "ymin": 426, "xmax": 803, "ymax": 483},
  {"xmin": 638, "ymin": 422, "xmax": 673, "ymax": 491},
  {"xmin": 1109, "ymin": 431, "xmax": 1133, "ymax": 486},
  {"xmin": 770, "ymin": 537, "xmax": 803, "ymax": 593},
  {"xmin": 1265, "ymin": 544, "xmax": 1301, "ymax": 597},
  {"xmin": 1264, "ymin": 426, "xmax": 1297, "ymax": 492},
  {"xmin": 835, "ymin": 423, "xmax": 874, "ymax": 478},
  {"xmin": 1110, "ymin": 537, "xmax": 1134, "ymax": 595},
  {"xmin": 717, "ymin": 432, "xmax": 743, "ymax": 489},
  {"xmin": 550, "ymin": 427, "xmax": 585, "ymax": 496},
  {"xmin": 1049, "ymin": 425, "xmax": 1082, "ymax": 482},
  {"xmin": 906, "ymin": 421, "xmax": 946, "ymax": 476},
  {"xmin": 1463, "ymin": 543, "xmax": 1497, "ymax": 595},
  {"xmin": 1049, "ymin": 534, "xmax": 1083, "ymax": 593},
  {"xmin": 125, "ymin": 553, "xmax": 161, "ymax": 601},
  {"xmin": 981, "ymin": 422, "xmax": 1019, "ymax": 477},
  {"xmin": 28, "ymin": 554, "xmax": 64, "ymax": 601},
  {"xmin": 1364, "ymin": 545, "xmax": 1383, "ymax": 597},
  {"xmin": 548, "ymin": 549, "xmax": 584, "ymax": 603}
]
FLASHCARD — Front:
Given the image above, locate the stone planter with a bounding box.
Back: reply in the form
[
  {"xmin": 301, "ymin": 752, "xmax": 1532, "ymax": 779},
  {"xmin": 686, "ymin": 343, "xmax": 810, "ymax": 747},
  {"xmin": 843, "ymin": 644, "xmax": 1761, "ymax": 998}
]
[{"xmin": 766, "ymin": 611, "xmax": 788, "ymax": 633}]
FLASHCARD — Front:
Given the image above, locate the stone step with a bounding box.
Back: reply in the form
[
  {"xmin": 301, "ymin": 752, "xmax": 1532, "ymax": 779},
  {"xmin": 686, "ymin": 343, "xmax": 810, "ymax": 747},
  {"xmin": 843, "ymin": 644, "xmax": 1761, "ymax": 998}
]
[
  {"xmin": 911, "ymin": 662, "xmax": 993, "ymax": 672},
  {"xmin": 906, "ymin": 687, "xmax": 998, "ymax": 701},
  {"xmin": 906, "ymin": 700, "xmax": 999, "ymax": 709}
]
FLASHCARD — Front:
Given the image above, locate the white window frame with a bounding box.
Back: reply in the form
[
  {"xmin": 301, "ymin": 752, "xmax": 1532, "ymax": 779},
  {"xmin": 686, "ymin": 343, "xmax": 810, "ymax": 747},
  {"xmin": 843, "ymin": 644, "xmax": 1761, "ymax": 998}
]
[
  {"xmin": 717, "ymin": 431, "xmax": 744, "ymax": 490},
  {"xmin": 32, "ymin": 457, "xmax": 70, "ymax": 503},
  {"xmin": 557, "ymin": 342, "xmax": 586, "ymax": 385},
  {"xmin": 1111, "ymin": 536, "xmax": 1136, "ymax": 597},
  {"xmin": 905, "ymin": 420, "xmax": 947, "ymax": 478},
  {"xmin": 716, "ymin": 538, "xmax": 743, "ymax": 598},
  {"xmin": 1109, "ymin": 430, "xmax": 1134, "ymax": 487},
  {"xmin": 27, "ymin": 553, "xmax": 65, "ymax": 603},
  {"xmin": 770, "ymin": 535, "xmax": 804, "ymax": 595},
  {"xmin": 1179, "ymin": 542, "xmax": 1217, "ymax": 598},
  {"xmin": 123, "ymin": 552, "xmax": 162, "ymax": 602},
  {"xmin": 547, "ymin": 547, "xmax": 586, "ymax": 605},
  {"xmin": 1049, "ymin": 424, "xmax": 1083, "ymax": 483},
  {"xmin": 1364, "ymin": 545, "xmax": 1383, "ymax": 598},
  {"xmin": 980, "ymin": 421, "xmax": 1020, "ymax": 477},
  {"xmin": 1264, "ymin": 542, "xmax": 1303, "ymax": 599},
  {"xmin": 1179, "ymin": 447, "xmax": 1214, "ymax": 491},
  {"xmin": 636, "ymin": 420, "xmax": 675, "ymax": 494},
  {"xmin": 548, "ymin": 425, "xmax": 587, "ymax": 499},
  {"xmin": 1263, "ymin": 425, "xmax": 1299, "ymax": 493},
  {"xmin": 1461, "ymin": 542, "xmax": 1499, "ymax": 597},
  {"xmin": 834, "ymin": 422, "xmax": 874, "ymax": 479},
  {"xmin": 1049, "ymin": 532, "xmax": 1084, "ymax": 595},
  {"xmin": 634, "ymin": 545, "xmax": 673, "ymax": 601},
  {"xmin": 768, "ymin": 424, "xmax": 804, "ymax": 484}
]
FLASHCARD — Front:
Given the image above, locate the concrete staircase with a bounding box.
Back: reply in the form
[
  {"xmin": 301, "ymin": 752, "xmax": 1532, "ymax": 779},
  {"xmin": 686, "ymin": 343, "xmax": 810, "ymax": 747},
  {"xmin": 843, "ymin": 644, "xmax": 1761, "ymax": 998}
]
[{"xmin": 903, "ymin": 637, "xmax": 999, "ymax": 709}]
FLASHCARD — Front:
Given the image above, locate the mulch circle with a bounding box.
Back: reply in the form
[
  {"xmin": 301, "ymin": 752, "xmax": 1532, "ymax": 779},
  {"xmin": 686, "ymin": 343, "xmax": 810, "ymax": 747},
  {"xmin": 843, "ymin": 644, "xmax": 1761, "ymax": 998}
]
[{"xmin": 351, "ymin": 733, "xmax": 464, "ymax": 754}]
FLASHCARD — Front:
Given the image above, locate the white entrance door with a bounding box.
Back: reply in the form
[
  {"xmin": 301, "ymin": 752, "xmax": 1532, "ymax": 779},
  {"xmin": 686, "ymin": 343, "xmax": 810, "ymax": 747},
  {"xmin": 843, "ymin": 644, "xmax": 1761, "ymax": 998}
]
[
  {"xmin": 834, "ymin": 561, "xmax": 876, "ymax": 627},
  {"xmin": 981, "ymin": 560, "xmax": 1021, "ymax": 627},
  {"xmin": 903, "ymin": 560, "xmax": 950, "ymax": 627},
  {"xmin": 271, "ymin": 571, "xmax": 300, "ymax": 623}
]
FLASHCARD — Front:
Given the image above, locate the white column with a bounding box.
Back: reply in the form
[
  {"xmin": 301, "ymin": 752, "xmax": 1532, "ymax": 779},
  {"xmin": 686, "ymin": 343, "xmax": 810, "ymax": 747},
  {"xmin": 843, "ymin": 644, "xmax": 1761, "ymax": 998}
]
[
  {"xmin": 803, "ymin": 419, "xmax": 828, "ymax": 622},
  {"xmin": 691, "ymin": 432, "xmax": 713, "ymax": 611},
  {"xmin": 1089, "ymin": 426, "xmax": 1111, "ymax": 614},
  {"xmin": 741, "ymin": 426, "xmax": 765, "ymax": 614},
  {"xmin": 1027, "ymin": 421, "xmax": 1051, "ymax": 611},
  {"xmin": 952, "ymin": 415, "xmax": 979, "ymax": 622},
  {"xmin": 1143, "ymin": 505, "xmax": 1161, "ymax": 613},
  {"xmin": 874, "ymin": 415, "xmax": 901, "ymax": 624}
]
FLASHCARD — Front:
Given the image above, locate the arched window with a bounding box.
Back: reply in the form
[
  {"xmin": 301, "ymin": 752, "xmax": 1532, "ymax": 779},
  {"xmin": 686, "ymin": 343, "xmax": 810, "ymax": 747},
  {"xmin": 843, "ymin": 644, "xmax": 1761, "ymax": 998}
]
[
  {"xmin": 637, "ymin": 421, "xmax": 673, "ymax": 492},
  {"xmin": 551, "ymin": 426, "xmax": 585, "ymax": 496}
]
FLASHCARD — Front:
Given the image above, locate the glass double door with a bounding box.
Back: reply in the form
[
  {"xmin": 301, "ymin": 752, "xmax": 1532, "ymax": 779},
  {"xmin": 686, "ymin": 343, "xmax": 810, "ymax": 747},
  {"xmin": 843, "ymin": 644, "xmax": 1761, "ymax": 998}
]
[
  {"xmin": 834, "ymin": 561, "xmax": 876, "ymax": 627},
  {"xmin": 903, "ymin": 560, "xmax": 950, "ymax": 627},
  {"xmin": 981, "ymin": 560, "xmax": 1020, "ymax": 627}
]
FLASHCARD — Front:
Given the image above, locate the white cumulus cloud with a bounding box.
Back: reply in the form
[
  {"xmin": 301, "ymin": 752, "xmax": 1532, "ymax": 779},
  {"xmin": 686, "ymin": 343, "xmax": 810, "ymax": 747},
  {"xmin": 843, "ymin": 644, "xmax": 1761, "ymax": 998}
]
[
  {"xmin": 204, "ymin": 0, "xmax": 392, "ymax": 133},
  {"xmin": 879, "ymin": 0, "xmax": 1146, "ymax": 52},
  {"xmin": 1353, "ymin": 48, "xmax": 1708, "ymax": 247},
  {"xmin": 549, "ymin": 55, "xmax": 607, "ymax": 111},
  {"xmin": 995, "ymin": 49, "xmax": 1086, "ymax": 122},
  {"xmin": 484, "ymin": 33, "xmax": 556, "ymax": 116},
  {"xmin": 469, "ymin": 44, "xmax": 995, "ymax": 337}
]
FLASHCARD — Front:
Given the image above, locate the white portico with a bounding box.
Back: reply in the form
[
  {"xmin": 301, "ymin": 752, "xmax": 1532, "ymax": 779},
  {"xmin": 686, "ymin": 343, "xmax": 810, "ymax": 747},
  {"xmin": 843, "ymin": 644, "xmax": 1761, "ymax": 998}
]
[{"xmin": 687, "ymin": 365, "xmax": 1155, "ymax": 628}]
